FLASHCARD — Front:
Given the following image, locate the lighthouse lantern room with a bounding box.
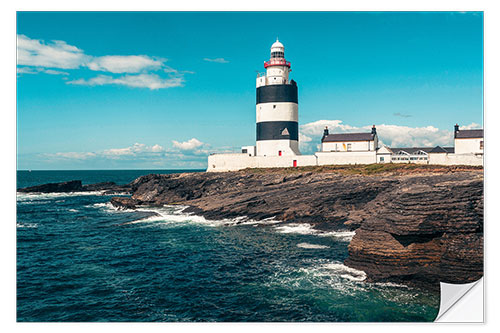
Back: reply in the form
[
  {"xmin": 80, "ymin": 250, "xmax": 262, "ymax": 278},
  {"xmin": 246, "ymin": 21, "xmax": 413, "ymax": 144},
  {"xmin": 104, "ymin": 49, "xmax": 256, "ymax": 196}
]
[{"xmin": 255, "ymin": 39, "xmax": 301, "ymax": 157}]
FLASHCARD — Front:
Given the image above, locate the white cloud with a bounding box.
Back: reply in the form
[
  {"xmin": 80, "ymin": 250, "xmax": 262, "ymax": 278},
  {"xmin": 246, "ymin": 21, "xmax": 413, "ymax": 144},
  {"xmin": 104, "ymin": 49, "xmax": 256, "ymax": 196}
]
[
  {"xmin": 87, "ymin": 55, "xmax": 164, "ymax": 73},
  {"xmin": 300, "ymin": 119, "xmax": 357, "ymax": 136},
  {"xmin": 393, "ymin": 112, "xmax": 412, "ymax": 118},
  {"xmin": 41, "ymin": 142, "xmax": 211, "ymax": 169},
  {"xmin": 66, "ymin": 73, "xmax": 184, "ymax": 90},
  {"xmin": 17, "ymin": 67, "xmax": 69, "ymax": 75},
  {"xmin": 17, "ymin": 34, "xmax": 89, "ymax": 69},
  {"xmin": 172, "ymin": 138, "xmax": 204, "ymax": 151},
  {"xmin": 203, "ymin": 57, "xmax": 229, "ymax": 63},
  {"xmin": 460, "ymin": 122, "xmax": 482, "ymax": 130},
  {"xmin": 372, "ymin": 124, "xmax": 453, "ymax": 147},
  {"xmin": 102, "ymin": 143, "xmax": 165, "ymax": 157},
  {"xmin": 51, "ymin": 152, "xmax": 97, "ymax": 160},
  {"xmin": 151, "ymin": 144, "xmax": 164, "ymax": 152},
  {"xmin": 17, "ymin": 34, "xmax": 188, "ymax": 89}
]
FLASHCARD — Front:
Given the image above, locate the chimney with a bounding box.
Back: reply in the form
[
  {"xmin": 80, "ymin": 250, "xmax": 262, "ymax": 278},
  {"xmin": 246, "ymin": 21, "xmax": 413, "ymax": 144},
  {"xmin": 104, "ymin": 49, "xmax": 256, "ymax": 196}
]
[
  {"xmin": 371, "ymin": 125, "xmax": 377, "ymax": 135},
  {"xmin": 322, "ymin": 126, "xmax": 329, "ymax": 140},
  {"xmin": 454, "ymin": 123, "xmax": 459, "ymax": 138}
]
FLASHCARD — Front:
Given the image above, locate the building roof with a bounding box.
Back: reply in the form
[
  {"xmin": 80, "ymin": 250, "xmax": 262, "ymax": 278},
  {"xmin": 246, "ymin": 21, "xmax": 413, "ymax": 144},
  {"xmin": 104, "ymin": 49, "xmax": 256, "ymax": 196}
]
[
  {"xmin": 390, "ymin": 147, "xmax": 435, "ymax": 154},
  {"xmin": 430, "ymin": 146, "xmax": 455, "ymax": 153},
  {"xmin": 322, "ymin": 132, "xmax": 375, "ymax": 143},
  {"xmin": 455, "ymin": 129, "xmax": 483, "ymax": 139}
]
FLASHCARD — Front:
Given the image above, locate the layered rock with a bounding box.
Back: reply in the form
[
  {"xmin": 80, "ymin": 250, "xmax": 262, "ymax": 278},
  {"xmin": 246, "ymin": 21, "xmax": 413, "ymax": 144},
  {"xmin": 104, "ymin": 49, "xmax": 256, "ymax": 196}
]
[
  {"xmin": 110, "ymin": 168, "xmax": 483, "ymax": 288},
  {"xmin": 344, "ymin": 175, "xmax": 483, "ymax": 286}
]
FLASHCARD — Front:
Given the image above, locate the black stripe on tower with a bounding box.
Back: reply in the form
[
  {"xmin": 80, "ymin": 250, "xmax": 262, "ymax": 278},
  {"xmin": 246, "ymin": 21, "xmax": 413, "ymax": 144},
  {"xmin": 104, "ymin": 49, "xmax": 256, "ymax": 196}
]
[
  {"xmin": 256, "ymin": 84, "xmax": 298, "ymax": 104},
  {"xmin": 256, "ymin": 121, "xmax": 298, "ymax": 141}
]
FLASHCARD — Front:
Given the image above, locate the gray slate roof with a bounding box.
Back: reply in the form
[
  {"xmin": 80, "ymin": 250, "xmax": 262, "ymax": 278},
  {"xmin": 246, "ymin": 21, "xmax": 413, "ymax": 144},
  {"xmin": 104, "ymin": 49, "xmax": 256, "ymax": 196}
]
[
  {"xmin": 455, "ymin": 129, "xmax": 483, "ymax": 139},
  {"xmin": 322, "ymin": 132, "xmax": 375, "ymax": 142},
  {"xmin": 430, "ymin": 146, "xmax": 455, "ymax": 153}
]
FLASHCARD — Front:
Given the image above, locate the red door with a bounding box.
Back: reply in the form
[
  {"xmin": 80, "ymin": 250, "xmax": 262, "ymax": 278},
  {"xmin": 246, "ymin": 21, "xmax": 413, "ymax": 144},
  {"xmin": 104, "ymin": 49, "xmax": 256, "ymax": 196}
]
[
  {"xmin": 278, "ymin": 150, "xmax": 282, "ymax": 156},
  {"xmin": 293, "ymin": 160, "xmax": 297, "ymax": 167}
]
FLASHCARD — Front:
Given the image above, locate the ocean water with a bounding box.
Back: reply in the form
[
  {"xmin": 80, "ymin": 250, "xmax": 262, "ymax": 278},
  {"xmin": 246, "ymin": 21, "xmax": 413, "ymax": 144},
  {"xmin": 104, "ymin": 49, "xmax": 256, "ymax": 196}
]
[{"xmin": 17, "ymin": 170, "xmax": 439, "ymax": 322}]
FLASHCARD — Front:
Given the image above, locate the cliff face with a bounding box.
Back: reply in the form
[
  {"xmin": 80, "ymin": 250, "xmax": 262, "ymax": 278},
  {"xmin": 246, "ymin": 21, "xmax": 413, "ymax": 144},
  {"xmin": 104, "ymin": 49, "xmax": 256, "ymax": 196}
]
[
  {"xmin": 343, "ymin": 175, "xmax": 483, "ymax": 286},
  {"xmin": 109, "ymin": 167, "xmax": 483, "ymax": 288}
]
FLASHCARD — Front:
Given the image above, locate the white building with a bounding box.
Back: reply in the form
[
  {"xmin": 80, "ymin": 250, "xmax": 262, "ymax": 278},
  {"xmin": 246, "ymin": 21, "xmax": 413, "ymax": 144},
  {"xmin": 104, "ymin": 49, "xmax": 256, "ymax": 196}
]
[
  {"xmin": 321, "ymin": 126, "xmax": 378, "ymax": 152},
  {"xmin": 454, "ymin": 124, "xmax": 484, "ymax": 155}
]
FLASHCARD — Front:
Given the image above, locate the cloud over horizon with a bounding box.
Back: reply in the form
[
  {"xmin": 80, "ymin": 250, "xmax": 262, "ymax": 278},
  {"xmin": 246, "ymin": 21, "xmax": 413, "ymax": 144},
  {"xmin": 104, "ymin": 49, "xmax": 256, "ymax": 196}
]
[{"xmin": 39, "ymin": 139, "xmax": 212, "ymax": 169}]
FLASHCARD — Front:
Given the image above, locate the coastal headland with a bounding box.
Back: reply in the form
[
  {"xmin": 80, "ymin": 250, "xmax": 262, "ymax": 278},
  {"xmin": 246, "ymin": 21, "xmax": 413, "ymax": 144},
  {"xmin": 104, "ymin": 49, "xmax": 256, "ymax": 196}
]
[{"xmin": 18, "ymin": 164, "xmax": 483, "ymax": 290}]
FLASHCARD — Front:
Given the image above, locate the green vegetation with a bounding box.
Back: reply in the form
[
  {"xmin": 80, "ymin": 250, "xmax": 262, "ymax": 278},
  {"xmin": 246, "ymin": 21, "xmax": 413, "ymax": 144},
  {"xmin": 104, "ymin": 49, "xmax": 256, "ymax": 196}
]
[{"xmin": 243, "ymin": 163, "xmax": 483, "ymax": 176}]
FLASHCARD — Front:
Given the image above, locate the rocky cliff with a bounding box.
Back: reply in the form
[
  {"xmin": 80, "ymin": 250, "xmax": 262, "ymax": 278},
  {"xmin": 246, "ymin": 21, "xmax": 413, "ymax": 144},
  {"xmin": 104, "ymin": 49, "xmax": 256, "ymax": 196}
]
[{"xmin": 109, "ymin": 165, "xmax": 483, "ymax": 289}]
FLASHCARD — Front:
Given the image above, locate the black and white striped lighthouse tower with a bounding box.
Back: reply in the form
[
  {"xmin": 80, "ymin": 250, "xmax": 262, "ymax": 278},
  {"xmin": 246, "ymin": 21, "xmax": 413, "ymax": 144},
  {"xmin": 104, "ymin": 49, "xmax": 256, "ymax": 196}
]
[{"xmin": 255, "ymin": 39, "xmax": 300, "ymax": 157}]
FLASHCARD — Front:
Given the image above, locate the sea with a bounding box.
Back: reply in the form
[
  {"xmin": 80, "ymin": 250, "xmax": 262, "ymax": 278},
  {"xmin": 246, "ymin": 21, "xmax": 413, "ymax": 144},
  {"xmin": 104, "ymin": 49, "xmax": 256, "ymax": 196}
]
[{"xmin": 17, "ymin": 170, "xmax": 440, "ymax": 322}]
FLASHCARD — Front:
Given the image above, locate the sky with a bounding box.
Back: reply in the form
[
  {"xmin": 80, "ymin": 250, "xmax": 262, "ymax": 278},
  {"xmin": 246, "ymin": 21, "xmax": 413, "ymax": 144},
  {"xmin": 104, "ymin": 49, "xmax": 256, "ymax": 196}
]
[{"xmin": 16, "ymin": 11, "xmax": 483, "ymax": 170}]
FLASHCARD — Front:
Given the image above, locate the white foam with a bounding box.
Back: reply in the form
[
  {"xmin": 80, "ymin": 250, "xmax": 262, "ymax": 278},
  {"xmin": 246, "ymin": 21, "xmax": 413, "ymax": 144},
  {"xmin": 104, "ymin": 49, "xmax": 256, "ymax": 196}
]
[
  {"xmin": 274, "ymin": 223, "xmax": 355, "ymax": 241},
  {"xmin": 297, "ymin": 243, "xmax": 330, "ymax": 249},
  {"xmin": 17, "ymin": 191, "xmax": 105, "ymax": 202},
  {"xmin": 118, "ymin": 205, "xmax": 209, "ymax": 226},
  {"xmin": 321, "ymin": 262, "xmax": 367, "ymax": 282},
  {"xmin": 372, "ymin": 281, "xmax": 410, "ymax": 289},
  {"xmin": 263, "ymin": 259, "xmax": 370, "ymax": 296},
  {"xmin": 17, "ymin": 222, "xmax": 38, "ymax": 228},
  {"xmin": 275, "ymin": 223, "xmax": 316, "ymax": 235}
]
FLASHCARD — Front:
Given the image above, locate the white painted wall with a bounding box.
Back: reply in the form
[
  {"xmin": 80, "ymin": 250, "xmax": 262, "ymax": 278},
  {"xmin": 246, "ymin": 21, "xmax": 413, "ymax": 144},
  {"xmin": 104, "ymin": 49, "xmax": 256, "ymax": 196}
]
[
  {"xmin": 315, "ymin": 151, "xmax": 377, "ymax": 165},
  {"xmin": 257, "ymin": 139, "xmax": 300, "ymax": 157},
  {"xmin": 377, "ymin": 154, "xmax": 392, "ymax": 163},
  {"xmin": 266, "ymin": 66, "xmax": 289, "ymax": 85},
  {"xmin": 241, "ymin": 146, "xmax": 256, "ymax": 156},
  {"xmin": 322, "ymin": 140, "xmax": 375, "ymax": 152},
  {"xmin": 207, "ymin": 153, "xmax": 317, "ymax": 172},
  {"xmin": 428, "ymin": 153, "xmax": 483, "ymax": 166},
  {"xmin": 256, "ymin": 103, "xmax": 298, "ymax": 122},
  {"xmin": 455, "ymin": 138, "xmax": 484, "ymax": 154},
  {"xmin": 256, "ymin": 76, "xmax": 266, "ymax": 87}
]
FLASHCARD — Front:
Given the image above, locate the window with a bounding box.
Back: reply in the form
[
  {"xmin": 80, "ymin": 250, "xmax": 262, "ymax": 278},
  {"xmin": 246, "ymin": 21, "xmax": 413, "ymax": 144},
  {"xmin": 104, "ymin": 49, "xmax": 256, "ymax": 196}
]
[
  {"xmin": 242, "ymin": 149, "xmax": 248, "ymax": 154},
  {"xmin": 480, "ymin": 141, "xmax": 484, "ymax": 150},
  {"xmin": 273, "ymin": 105, "xmax": 276, "ymax": 109},
  {"xmin": 380, "ymin": 157, "xmax": 385, "ymax": 162},
  {"xmin": 347, "ymin": 143, "xmax": 352, "ymax": 151}
]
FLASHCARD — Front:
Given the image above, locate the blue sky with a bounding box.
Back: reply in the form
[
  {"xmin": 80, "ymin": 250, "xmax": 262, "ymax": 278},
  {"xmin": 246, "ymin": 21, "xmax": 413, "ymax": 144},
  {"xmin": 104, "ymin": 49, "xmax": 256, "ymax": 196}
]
[{"xmin": 17, "ymin": 11, "xmax": 483, "ymax": 170}]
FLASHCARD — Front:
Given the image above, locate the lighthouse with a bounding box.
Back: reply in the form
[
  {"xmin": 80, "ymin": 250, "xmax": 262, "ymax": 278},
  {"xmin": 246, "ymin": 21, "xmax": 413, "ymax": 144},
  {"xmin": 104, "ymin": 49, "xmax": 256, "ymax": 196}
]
[{"xmin": 255, "ymin": 39, "xmax": 300, "ymax": 156}]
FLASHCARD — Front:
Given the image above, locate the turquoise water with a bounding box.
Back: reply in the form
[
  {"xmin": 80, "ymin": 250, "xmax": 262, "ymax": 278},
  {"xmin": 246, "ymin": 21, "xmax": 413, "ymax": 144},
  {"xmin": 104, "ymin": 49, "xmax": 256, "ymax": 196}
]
[{"xmin": 16, "ymin": 170, "xmax": 439, "ymax": 322}]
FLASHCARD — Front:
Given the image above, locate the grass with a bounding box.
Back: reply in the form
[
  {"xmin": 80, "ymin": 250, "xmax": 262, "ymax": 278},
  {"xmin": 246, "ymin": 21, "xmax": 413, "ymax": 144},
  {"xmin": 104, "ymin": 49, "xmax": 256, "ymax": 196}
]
[{"xmin": 243, "ymin": 163, "xmax": 483, "ymax": 176}]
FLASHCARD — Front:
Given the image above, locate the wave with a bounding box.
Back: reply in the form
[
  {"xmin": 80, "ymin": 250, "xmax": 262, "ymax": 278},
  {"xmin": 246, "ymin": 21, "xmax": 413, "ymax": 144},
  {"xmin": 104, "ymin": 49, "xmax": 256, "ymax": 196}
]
[
  {"xmin": 17, "ymin": 222, "xmax": 38, "ymax": 229},
  {"xmin": 264, "ymin": 259, "xmax": 369, "ymax": 296},
  {"xmin": 88, "ymin": 201, "xmax": 353, "ymax": 242},
  {"xmin": 274, "ymin": 223, "xmax": 355, "ymax": 241},
  {"xmin": 17, "ymin": 191, "xmax": 105, "ymax": 202},
  {"xmin": 321, "ymin": 263, "xmax": 367, "ymax": 282},
  {"xmin": 297, "ymin": 243, "xmax": 330, "ymax": 249}
]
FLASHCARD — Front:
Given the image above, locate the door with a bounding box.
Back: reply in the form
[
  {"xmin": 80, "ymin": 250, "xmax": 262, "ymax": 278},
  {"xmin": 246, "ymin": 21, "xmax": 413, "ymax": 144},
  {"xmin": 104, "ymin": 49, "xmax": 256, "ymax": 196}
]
[{"xmin": 293, "ymin": 160, "xmax": 297, "ymax": 167}]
